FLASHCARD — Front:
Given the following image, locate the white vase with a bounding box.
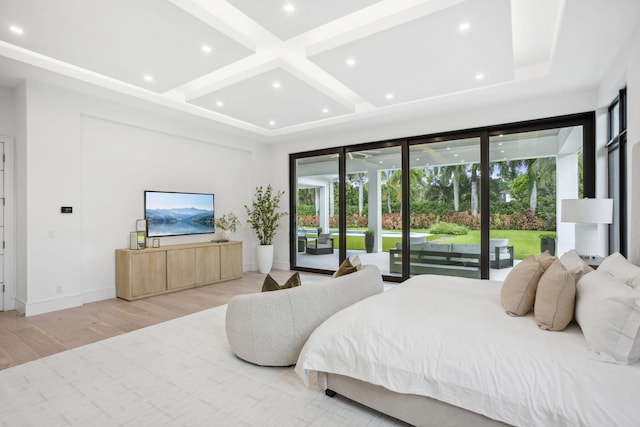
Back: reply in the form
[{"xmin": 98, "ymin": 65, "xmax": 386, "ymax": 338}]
[
  {"xmin": 221, "ymin": 230, "xmax": 231, "ymax": 240},
  {"xmin": 256, "ymin": 244, "xmax": 274, "ymax": 274}
]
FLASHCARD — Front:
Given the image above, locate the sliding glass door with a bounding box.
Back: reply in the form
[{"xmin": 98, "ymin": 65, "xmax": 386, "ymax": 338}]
[
  {"xmin": 291, "ymin": 151, "xmax": 340, "ymax": 272},
  {"xmin": 345, "ymin": 145, "xmax": 403, "ymax": 277},
  {"xmin": 289, "ymin": 113, "xmax": 595, "ymax": 281},
  {"xmin": 488, "ymin": 126, "xmax": 585, "ymax": 280},
  {"xmin": 408, "ymin": 137, "xmax": 482, "ymax": 278}
]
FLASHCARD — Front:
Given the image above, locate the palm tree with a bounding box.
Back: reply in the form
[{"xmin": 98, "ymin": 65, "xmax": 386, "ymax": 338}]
[
  {"xmin": 347, "ymin": 173, "xmax": 367, "ymax": 216},
  {"xmin": 469, "ymin": 163, "xmax": 480, "ymax": 216},
  {"xmin": 439, "ymin": 164, "xmax": 465, "ymax": 211}
]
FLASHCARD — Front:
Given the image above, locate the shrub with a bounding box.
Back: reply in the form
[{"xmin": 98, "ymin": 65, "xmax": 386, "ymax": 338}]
[
  {"xmin": 382, "ymin": 213, "xmax": 402, "ymax": 230},
  {"xmin": 428, "ymin": 221, "xmax": 469, "ymax": 235},
  {"xmin": 297, "ymin": 215, "xmax": 319, "ymax": 227},
  {"xmin": 410, "ymin": 213, "xmax": 438, "ymax": 229},
  {"xmin": 297, "ymin": 204, "xmax": 316, "ymax": 216}
]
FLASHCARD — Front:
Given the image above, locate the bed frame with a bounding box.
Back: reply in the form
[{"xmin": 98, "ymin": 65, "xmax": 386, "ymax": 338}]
[{"xmin": 320, "ymin": 372, "xmax": 508, "ymax": 427}]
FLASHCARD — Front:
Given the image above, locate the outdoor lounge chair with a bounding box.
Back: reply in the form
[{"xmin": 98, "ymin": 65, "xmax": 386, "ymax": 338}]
[{"xmin": 306, "ymin": 233, "xmax": 334, "ymax": 255}]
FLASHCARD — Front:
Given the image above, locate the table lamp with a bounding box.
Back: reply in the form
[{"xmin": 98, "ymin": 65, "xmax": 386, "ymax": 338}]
[{"xmin": 561, "ymin": 198, "xmax": 613, "ymax": 258}]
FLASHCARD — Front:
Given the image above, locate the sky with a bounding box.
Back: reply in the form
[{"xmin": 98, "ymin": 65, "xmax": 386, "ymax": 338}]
[{"xmin": 145, "ymin": 191, "xmax": 214, "ymax": 211}]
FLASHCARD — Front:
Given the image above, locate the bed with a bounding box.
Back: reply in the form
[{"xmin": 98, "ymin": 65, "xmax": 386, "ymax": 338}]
[{"xmin": 295, "ymin": 273, "xmax": 640, "ymax": 426}]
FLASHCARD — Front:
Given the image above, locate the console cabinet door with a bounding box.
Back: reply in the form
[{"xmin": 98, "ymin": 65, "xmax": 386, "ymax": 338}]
[
  {"xmin": 195, "ymin": 245, "xmax": 221, "ymax": 285},
  {"xmin": 166, "ymin": 248, "xmax": 196, "ymax": 290},
  {"xmin": 221, "ymin": 243, "xmax": 243, "ymax": 279},
  {"xmin": 131, "ymin": 252, "xmax": 166, "ymax": 298}
]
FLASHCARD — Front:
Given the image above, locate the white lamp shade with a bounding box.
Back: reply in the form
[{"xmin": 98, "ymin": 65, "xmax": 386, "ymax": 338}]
[{"xmin": 561, "ymin": 199, "xmax": 613, "ymax": 224}]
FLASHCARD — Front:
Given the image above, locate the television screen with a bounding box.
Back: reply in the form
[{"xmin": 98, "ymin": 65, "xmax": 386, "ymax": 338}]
[{"xmin": 144, "ymin": 191, "xmax": 215, "ymax": 237}]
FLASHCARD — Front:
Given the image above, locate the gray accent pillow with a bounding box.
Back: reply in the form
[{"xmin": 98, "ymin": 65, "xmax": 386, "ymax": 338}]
[{"xmin": 262, "ymin": 272, "xmax": 301, "ymax": 292}]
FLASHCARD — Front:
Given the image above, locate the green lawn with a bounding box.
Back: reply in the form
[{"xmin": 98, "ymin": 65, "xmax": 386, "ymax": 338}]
[{"xmin": 319, "ymin": 229, "xmax": 542, "ymax": 259}]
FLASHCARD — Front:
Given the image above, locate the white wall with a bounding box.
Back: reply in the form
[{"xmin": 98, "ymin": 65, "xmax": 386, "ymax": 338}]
[
  {"xmin": 597, "ymin": 22, "xmax": 640, "ymax": 264},
  {"xmin": 0, "ymin": 86, "xmax": 16, "ymax": 137},
  {"xmin": 15, "ymin": 80, "xmax": 266, "ymax": 315}
]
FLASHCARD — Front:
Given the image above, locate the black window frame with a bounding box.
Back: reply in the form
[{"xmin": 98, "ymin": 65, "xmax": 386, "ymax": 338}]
[
  {"xmin": 289, "ymin": 112, "xmax": 596, "ymax": 281},
  {"xmin": 607, "ymin": 88, "xmax": 627, "ymax": 256}
]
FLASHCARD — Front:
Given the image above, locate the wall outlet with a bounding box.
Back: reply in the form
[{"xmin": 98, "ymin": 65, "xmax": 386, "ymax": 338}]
[{"xmin": 56, "ymin": 285, "xmax": 62, "ymax": 294}]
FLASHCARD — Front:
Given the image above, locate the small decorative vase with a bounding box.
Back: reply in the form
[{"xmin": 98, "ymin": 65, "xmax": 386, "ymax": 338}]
[{"xmin": 221, "ymin": 230, "xmax": 231, "ymax": 240}]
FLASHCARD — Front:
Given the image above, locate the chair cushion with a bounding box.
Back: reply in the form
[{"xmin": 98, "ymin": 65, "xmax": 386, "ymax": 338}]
[
  {"xmin": 451, "ymin": 244, "xmax": 480, "ymax": 254},
  {"xmin": 318, "ymin": 233, "xmax": 332, "ymax": 243}
]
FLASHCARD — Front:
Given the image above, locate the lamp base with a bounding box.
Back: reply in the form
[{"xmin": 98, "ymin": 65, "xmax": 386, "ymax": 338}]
[{"xmin": 574, "ymin": 223, "xmax": 599, "ymax": 258}]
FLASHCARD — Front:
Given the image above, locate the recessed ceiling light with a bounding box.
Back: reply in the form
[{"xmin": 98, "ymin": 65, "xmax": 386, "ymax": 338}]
[
  {"xmin": 458, "ymin": 22, "xmax": 470, "ymax": 32},
  {"xmin": 461, "ymin": 160, "xmax": 465, "ymax": 163},
  {"xmin": 269, "ymin": 120, "xmax": 276, "ymax": 126},
  {"xmin": 454, "ymin": 153, "xmax": 459, "ymax": 157},
  {"xmin": 500, "ymin": 150, "xmax": 505, "ymax": 153},
  {"xmin": 386, "ymin": 93, "xmax": 394, "ymax": 100},
  {"xmin": 272, "ymin": 81, "xmax": 281, "ymax": 89},
  {"xmin": 416, "ymin": 158, "xmax": 420, "ymax": 161},
  {"xmin": 9, "ymin": 25, "xmax": 24, "ymax": 35},
  {"xmin": 475, "ymin": 73, "xmax": 485, "ymax": 80},
  {"xmin": 201, "ymin": 45, "xmax": 212, "ymax": 53},
  {"xmin": 446, "ymin": 147, "xmax": 451, "ymax": 150},
  {"xmin": 143, "ymin": 74, "xmax": 154, "ymax": 82},
  {"xmin": 346, "ymin": 58, "xmax": 356, "ymax": 67},
  {"xmin": 322, "ymin": 108, "xmax": 329, "ymax": 114},
  {"xmin": 283, "ymin": 3, "xmax": 295, "ymax": 14},
  {"xmin": 216, "ymin": 101, "xmax": 224, "ymax": 108}
]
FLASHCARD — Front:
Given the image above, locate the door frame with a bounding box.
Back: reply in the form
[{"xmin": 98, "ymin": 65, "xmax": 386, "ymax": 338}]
[{"xmin": 0, "ymin": 136, "xmax": 15, "ymax": 311}]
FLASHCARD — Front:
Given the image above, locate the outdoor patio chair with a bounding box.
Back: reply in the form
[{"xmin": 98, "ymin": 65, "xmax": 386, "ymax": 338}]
[{"xmin": 306, "ymin": 233, "xmax": 334, "ymax": 255}]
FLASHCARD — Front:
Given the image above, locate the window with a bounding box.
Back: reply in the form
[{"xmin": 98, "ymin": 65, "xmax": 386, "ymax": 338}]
[
  {"xmin": 607, "ymin": 88, "xmax": 627, "ymax": 256},
  {"xmin": 289, "ymin": 113, "xmax": 595, "ymax": 280}
]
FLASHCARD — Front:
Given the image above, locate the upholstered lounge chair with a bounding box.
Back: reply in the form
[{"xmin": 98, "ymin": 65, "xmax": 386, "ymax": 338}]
[{"xmin": 306, "ymin": 233, "xmax": 334, "ymax": 255}]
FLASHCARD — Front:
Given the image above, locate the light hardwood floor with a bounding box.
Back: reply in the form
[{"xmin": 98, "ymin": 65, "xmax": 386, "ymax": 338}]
[{"xmin": 0, "ymin": 270, "xmax": 300, "ymax": 371}]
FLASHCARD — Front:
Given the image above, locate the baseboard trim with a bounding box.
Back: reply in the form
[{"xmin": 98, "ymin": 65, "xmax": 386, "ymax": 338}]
[
  {"xmin": 83, "ymin": 287, "xmax": 116, "ymax": 304},
  {"xmin": 24, "ymin": 294, "xmax": 83, "ymax": 317}
]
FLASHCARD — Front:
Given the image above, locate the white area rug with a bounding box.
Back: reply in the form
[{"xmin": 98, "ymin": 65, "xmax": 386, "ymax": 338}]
[{"xmin": 0, "ymin": 305, "xmax": 403, "ymax": 426}]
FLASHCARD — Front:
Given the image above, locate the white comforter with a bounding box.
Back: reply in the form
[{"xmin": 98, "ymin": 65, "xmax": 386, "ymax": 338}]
[{"xmin": 295, "ymin": 274, "xmax": 640, "ymax": 427}]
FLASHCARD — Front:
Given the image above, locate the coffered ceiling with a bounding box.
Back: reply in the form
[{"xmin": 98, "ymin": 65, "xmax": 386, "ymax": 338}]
[{"xmin": 0, "ymin": 0, "xmax": 639, "ymax": 139}]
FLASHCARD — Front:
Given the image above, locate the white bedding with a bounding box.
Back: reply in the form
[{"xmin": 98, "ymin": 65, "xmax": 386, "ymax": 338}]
[{"xmin": 295, "ymin": 274, "xmax": 640, "ymax": 427}]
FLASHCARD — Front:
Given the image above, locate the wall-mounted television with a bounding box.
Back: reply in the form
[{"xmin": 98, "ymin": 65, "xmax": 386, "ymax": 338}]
[{"xmin": 144, "ymin": 191, "xmax": 215, "ymax": 237}]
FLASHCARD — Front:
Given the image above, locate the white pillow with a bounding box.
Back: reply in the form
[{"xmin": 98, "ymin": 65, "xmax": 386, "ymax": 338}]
[
  {"xmin": 352, "ymin": 255, "xmax": 362, "ymax": 270},
  {"xmin": 576, "ymin": 271, "xmax": 640, "ymax": 364},
  {"xmin": 598, "ymin": 252, "xmax": 640, "ymax": 289},
  {"xmin": 559, "ymin": 249, "xmax": 593, "ymax": 283}
]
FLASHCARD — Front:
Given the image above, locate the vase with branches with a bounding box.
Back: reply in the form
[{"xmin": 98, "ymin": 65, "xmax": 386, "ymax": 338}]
[
  {"xmin": 245, "ymin": 185, "xmax": 288, "ymax": 273},
  {"xmin": 215, "ymin": 212, "xmax": 241, "ymax": 240}
]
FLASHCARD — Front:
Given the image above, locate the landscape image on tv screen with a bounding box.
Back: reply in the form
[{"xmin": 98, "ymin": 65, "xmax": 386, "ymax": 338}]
[{"xmin": 145, "ymin": 191, "xmax": 215, "ymax": 237}]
